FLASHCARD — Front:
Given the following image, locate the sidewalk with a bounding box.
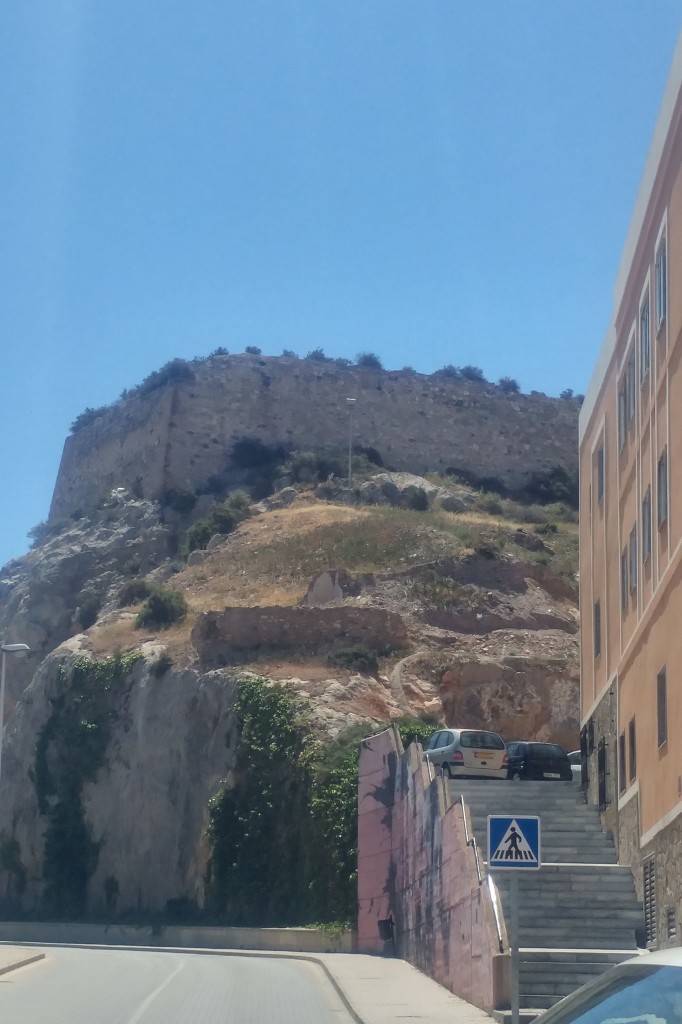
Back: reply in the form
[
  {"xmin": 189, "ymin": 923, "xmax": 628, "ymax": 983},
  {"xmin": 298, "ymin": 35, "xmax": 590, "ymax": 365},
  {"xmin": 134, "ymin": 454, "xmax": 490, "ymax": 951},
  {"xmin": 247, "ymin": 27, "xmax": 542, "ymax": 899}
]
[
  {"xmin": 0, "ymin": 941, "xmax": 494, "ymax": 1024},
  {"xmin": 316, "ymin": 953, "xmax": 497, "ymax": 1024}
]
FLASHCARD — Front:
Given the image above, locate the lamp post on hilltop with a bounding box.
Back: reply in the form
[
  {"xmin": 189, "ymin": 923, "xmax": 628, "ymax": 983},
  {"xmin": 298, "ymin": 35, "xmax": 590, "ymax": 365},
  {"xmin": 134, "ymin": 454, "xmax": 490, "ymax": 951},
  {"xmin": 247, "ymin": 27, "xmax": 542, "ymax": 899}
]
[
  {"xmin": 0, "ymin": 643, "xmax": 30, "ymax": 786},
  {"xmin": 346, "ymin": 397, "xmax": 356, "ymax": 489}
]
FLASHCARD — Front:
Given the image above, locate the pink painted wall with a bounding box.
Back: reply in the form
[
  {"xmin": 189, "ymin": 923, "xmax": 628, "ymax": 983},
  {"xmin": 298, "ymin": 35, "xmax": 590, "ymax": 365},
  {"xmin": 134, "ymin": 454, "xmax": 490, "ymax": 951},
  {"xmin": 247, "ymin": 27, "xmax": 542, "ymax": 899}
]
[{"xmin": 357, "ymin": 727, "xmax": 505, "ymax": 1012}]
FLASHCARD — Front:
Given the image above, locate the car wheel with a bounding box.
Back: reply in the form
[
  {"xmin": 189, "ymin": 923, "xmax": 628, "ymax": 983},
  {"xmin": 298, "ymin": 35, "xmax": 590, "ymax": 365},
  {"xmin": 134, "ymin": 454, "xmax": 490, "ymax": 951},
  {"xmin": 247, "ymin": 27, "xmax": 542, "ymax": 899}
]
[
  {"xmin": 511, "ymin": 771, "xmax": 522, "ymax": 781},
  {"xmin": 441, "ymin": 763, "xmax": 452, "ymax": 779}
]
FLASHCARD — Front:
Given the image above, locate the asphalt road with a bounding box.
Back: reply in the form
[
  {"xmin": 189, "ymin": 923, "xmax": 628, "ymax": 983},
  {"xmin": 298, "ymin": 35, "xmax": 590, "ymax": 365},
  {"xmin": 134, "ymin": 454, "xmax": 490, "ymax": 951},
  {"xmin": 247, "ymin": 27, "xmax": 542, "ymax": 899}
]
[{"xmin": 0, "ymin": 947, "xmax": 353, "ymax": 1023}]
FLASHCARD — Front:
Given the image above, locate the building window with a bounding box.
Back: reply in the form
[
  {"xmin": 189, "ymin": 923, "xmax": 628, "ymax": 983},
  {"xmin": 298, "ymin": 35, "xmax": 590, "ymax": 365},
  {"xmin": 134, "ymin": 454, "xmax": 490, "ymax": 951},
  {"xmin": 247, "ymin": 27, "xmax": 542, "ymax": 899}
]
[
  {"xmin": 618, "ymin": 732, "xmax": 626, "ymax": 793},
  {"xmin": 640, "ymin": 294, "xmax": 650, "ymax": 381},
  {"xmin": 666, "ymin": 906, "xmax": 676, "ymax": 941},
  {"xmin": 656, "ymin": 236, "xmax": 667, "ymax": 332},
  {"xmin": 629, "ymin": 525, "xmax": 638, "ymax": 592},
  {"xmin": 593, "ymin": 600, "xmax": 601, "ymax": 658},
  {"xmin": 596, "ymin": 446, "xmax": 605, "ymax": 504},
  {"xmin": 657, "ymin": 668, "xmax": 667, "ymax": 748},
  {"xmin": 627, "ymin": 347, "xmax": 637, "ymax": 421},
  {"xmin": 643, "ymin": 858, "xmax": 657, "ymax": 947},
  {"xmin": 618, "ymin": 381, "xmax": 627, "ymax": 451},
  {"xmin": 629, "ymin": 716, "xmax": 637, "ymax": 781},
  {"xmin": 642, "ymin": 486, "xmax": 652, "ymax": 562},
  {"xmin": 620, "ymin": 548, "xmax": 628, "ymax": 612},
  {"xmin": 658, "ymin": 448, "xmax": 668, "ymax": 527}
]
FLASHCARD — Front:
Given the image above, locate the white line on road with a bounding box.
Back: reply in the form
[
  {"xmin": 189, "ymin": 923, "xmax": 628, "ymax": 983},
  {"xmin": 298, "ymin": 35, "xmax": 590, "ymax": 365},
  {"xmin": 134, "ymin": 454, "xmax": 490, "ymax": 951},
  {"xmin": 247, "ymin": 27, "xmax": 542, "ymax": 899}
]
[{"xmin": 125, "ymin": 960, "xmax": 184, "ymax": 1024}]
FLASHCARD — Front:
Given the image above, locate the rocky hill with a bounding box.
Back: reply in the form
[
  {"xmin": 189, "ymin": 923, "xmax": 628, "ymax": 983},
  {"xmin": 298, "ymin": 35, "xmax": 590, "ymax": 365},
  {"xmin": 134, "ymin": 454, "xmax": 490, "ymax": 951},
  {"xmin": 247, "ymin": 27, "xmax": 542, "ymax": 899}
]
[{"xmin": 0, "ymin": 464, "xmax": 579, "ymax": 920}]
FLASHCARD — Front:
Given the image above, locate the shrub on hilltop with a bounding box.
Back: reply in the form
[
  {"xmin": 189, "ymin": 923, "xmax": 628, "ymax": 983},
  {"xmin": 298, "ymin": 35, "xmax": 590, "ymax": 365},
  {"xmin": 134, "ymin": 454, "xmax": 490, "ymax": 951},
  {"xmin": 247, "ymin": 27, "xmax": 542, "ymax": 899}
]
[
  {"xmin": 135, "ymin": 588, "xmax": 188, "ymax": 630},
  {"xmin": 356, "ymin": 352, "xmax": 383, "ymax": 369}
]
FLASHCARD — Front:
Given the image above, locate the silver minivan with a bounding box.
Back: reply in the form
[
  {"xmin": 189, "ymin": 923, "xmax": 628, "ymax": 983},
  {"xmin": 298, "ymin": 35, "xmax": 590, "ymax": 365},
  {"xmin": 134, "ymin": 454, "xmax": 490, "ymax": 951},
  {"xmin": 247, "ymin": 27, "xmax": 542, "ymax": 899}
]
[{"xmin": 424, "ymin": 728, "xmax": 508, "ymax": 779}]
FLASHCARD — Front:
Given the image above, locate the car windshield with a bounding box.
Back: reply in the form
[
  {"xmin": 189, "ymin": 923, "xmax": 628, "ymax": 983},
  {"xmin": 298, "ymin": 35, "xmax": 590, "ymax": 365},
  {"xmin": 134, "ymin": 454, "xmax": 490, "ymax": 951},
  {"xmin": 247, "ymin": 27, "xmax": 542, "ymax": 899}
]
[
  {"xmin": 538, "ymin": 964, "xmax": 682, "ymax": 1024},
  {"xmin": 460, "ymin": 731, "xmax": 505, "ymax": 750}
]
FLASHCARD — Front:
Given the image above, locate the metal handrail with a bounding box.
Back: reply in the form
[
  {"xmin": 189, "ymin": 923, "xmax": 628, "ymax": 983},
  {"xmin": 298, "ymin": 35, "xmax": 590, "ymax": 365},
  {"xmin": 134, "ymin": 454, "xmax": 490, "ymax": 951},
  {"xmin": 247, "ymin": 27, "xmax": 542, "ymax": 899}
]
[
  {"xmin": 459, "ymin": 794, "xmax": 472, "ymax": 844},
  {"xmin": 459, "ymin": 795, "xmax": 505, "ymax": 953},
  {"xmin": 486, "ymin": 873, "xmax": 506, "ymax": 954}
]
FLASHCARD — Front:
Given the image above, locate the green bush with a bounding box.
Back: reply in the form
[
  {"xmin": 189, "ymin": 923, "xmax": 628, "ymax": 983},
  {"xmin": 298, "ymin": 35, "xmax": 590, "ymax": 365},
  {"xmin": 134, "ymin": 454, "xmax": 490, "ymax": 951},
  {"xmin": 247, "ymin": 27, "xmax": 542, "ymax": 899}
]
[
  {"xmin": 160, "ymin": 487, "xmax": 197, "ymax": 513},
  {"xmin": 523, "ymin": 466, "xmax": 578, "ymax": 508},
  {"xmin": 138, "ymin": 359, "xmax": 195, "ymax": 397},
  {"xmin": 535, "ymin": 521, "xmax": 559, "ymax": 535},
  {"xmin": 135, "ymin": 589, "xmax": 188, "ymax": 630},
  {"xmin": 306, "ymin": 347, "xmax": 332, "ymax": 361},
  {"xmin": 459, "ymin": 365, "xmax": 486, "ymax": 382},
  {"xmin": 27, "ymin": 518, "xmax": 71, "ymax": 547},
  {"xmin": 435, "ymin": 364, "xmax": 461, "ymax": 379},
  {"xmin": 559, "ymin": 388, "xmax": 574, "ymax": 400},
  {"xmin": 281, "ymin": 349, "xmax": 298, "ymax": 358},
  {"xmin": 476, "ymin": 492, "xmax": 504, "ymax": 516},
  {"xmin": 210, "ymin": 346, "xmax": 229, "ymax": 356},
  {"xmin": 76, "ymin": 596, "xmax": 101, "ymax": 630},
  {"xmin": 407, "ymin": 487, "xmax": 429, "ymax": 511},
  {"xmin": 498, "ymin": 376, "xmax": 520, "ymax": 393},
  {"xmin": 184, "ymin": 492, "xmax": 251, "ymax": 553},
  {"xmin": 118, "ymin": 579, "xmax": 156, "ymax": 607},
  {"xmin": 244, "ymin": 345, "xmax": 262, "ymax": 355},
  {"xmin": 70, "ymin": 406, "xmax": 108, "ymax": 434},
  {"xmin": 328, "ymin": 646, "xmax": 379, "ymax": 674},
  {"xmin": 356, "ymin": 352, "xmax": 382, "ymax": 369}
]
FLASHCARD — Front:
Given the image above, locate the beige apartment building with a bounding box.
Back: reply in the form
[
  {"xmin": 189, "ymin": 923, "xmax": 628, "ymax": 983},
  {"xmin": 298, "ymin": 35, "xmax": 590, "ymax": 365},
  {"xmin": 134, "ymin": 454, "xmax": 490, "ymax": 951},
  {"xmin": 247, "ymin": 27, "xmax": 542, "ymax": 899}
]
[{"xmin": 580, "ymin": 34, "xmax": 682, "ymax": 949}]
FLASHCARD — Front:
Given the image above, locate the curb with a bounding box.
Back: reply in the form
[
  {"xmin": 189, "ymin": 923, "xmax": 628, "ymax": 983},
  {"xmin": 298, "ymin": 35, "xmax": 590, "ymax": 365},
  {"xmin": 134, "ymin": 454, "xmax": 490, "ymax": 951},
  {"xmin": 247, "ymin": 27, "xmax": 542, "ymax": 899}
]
[
  {"xmin": 0, "ymin": 942, "xmax": 365, "ymax": 1023},
  {"xmin": 0, "ymin": 951, "xmax": 46, "ymax": 977}
]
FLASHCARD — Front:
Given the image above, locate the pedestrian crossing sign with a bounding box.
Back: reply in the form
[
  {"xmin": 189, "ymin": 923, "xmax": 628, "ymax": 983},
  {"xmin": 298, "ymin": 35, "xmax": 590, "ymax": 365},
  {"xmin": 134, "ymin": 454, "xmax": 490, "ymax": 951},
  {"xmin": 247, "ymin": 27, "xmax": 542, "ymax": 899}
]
[{"xmin": 487, "ymin": 815, "xmax": 541, "ymax": 870}]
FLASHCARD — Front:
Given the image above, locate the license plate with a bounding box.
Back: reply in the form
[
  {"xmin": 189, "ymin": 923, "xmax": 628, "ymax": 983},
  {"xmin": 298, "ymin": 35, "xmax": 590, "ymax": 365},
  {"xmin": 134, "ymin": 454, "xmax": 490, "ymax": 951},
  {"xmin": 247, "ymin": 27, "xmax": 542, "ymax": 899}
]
[
  {"xmin": 544, "ymin": 772, "xmax": 560, "ymax": 779},
  {"xmin": 474, "ymin": 751, "xmax": 493, "ymax": 759}
]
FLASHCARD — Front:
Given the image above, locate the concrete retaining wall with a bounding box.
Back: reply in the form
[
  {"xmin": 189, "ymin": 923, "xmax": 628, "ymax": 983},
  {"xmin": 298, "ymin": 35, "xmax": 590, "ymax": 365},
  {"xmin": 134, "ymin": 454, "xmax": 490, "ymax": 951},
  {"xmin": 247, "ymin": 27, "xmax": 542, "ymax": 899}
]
[
  {"xmin": 357, "ymin": 727, "xmax": 507, "ymax": 1012},
  {"xmin": 0, "ymin": 922, "xmax": 354, "ymax": 953}
]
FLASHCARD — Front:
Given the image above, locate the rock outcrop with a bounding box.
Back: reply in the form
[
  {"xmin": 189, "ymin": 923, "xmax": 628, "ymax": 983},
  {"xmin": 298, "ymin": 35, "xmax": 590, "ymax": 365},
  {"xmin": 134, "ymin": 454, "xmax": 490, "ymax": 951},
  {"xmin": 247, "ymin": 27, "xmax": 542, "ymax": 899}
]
[
  {"xmin": 0, "ymin": 497, "xmax": 169, "ymax": 713},
  {"xmin": 0, "ymin": 643, "xmax": 237, "ymax": 915}
]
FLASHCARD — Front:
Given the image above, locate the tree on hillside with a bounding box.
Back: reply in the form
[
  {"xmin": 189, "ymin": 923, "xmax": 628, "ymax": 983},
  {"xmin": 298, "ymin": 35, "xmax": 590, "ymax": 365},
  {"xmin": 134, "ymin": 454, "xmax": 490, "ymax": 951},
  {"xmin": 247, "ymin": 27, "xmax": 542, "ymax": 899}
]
[
  {"xmin": 356, "ymin": 352, "xmax": 383, "ymax": 369},
  {"xmin": 498, "ymin": 376, "xmax": 520, "ymax": 393},
  {"xmin": 459, "ymin": 365, "xmax": 486, "ymax": 382}
]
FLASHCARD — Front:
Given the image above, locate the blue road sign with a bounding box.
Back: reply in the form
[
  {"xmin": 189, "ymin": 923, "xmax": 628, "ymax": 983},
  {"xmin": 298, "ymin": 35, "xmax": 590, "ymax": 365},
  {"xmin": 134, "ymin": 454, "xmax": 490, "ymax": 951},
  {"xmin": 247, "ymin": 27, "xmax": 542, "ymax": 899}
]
[{"xmin": 487, "ymin": 815, "xmax": 541, "ymax": 870}]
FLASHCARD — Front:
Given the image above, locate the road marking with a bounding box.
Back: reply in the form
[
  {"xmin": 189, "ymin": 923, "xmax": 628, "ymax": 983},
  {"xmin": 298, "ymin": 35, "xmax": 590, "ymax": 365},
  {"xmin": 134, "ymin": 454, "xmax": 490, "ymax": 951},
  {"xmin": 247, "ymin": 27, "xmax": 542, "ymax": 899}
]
[{"xmin": 125, "ymin": 960, "xmax": 184, "ymax": 1024}]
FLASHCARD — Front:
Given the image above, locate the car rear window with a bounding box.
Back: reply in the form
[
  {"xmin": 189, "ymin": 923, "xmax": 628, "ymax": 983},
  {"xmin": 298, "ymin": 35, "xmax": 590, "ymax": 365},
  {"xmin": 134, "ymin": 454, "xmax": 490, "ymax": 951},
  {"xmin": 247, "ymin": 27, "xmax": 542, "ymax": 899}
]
[
  {"xmin": 460, "ymin": 731, "xmax": 505, "ymax": 750},
  {"xmin": 530, "ymin": 743, "xmax": 567, "ymax": 757}
]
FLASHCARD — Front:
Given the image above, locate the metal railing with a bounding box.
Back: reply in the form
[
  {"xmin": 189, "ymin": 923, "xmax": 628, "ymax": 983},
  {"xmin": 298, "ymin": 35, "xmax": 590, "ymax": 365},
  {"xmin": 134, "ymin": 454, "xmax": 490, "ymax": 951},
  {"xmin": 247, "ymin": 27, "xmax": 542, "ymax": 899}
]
[{"xmin": 459, "ymin": 795, "xmax": 505, "ymax": 954}]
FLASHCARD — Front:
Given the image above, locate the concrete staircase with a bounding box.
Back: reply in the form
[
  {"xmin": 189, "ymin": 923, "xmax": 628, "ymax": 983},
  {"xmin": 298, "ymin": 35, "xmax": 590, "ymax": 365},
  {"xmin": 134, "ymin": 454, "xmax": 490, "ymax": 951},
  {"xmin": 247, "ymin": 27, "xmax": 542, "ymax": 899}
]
[{"xmin": 448, "ymin": 779, "xmax": 643, "ymax": 1016}]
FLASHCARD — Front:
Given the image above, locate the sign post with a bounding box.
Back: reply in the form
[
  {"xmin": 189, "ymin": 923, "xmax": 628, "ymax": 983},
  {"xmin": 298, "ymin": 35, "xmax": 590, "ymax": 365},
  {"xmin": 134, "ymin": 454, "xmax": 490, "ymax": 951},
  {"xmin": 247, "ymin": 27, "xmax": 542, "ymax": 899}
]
[{"xmin": 487, "ymin": 816, "xmax": 541, "ymax": 1024}]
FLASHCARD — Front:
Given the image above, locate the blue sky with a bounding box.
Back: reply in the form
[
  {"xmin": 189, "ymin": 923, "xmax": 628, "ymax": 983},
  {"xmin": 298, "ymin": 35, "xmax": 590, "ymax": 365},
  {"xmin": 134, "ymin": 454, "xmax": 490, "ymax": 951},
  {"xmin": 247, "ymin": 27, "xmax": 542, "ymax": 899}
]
[{"xmin": 1, "ymin": 2, "xmax": 681, "ymax": 568}]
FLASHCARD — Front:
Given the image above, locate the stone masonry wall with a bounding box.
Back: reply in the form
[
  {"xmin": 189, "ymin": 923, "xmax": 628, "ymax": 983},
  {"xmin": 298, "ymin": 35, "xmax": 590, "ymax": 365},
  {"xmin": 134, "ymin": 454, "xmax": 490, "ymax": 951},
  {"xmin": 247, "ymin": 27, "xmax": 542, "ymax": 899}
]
[
  {"xmin": 50, "ymin": 354, "xmax": 580, "ymax": 519},
  {"xmin": 192, "ymin": 606, "xmax": 407, "ymax": 665}
]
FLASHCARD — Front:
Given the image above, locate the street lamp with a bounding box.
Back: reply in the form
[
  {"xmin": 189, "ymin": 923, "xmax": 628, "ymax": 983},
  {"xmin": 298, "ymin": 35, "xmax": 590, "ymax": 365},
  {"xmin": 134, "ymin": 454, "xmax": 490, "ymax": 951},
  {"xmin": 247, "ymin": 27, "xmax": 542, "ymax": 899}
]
[
  {"xmin": 0, "ymin": 643, "xmax": 30, "ymax": 786},
  {"xmin": 346, "ymin": 397, "xmax": 356, "ymax": 488}
]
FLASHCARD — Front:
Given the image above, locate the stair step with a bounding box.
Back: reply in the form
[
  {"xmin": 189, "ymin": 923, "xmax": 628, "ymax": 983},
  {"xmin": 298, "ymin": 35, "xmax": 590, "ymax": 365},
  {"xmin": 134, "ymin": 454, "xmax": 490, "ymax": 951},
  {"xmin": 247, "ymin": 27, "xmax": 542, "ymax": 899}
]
[
  {"xmin": 449, "ymin": 777, "xmax": 640, "ymax": 1004},
  {"xmin": 519, "ymin": 950, "xmax": 638, "ymax": 962}
]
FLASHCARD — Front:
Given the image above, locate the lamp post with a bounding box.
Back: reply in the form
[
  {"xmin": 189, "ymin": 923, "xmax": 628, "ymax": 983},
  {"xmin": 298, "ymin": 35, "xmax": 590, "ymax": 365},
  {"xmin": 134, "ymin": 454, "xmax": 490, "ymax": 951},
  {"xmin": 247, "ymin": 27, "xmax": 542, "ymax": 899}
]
[
  {"xmin": 346, "ymin": 397, "xmax": 356, "ymax": 488},
  {"xmin": 0, "ymin": 643, "xmax": 30, "ymax": 786}
]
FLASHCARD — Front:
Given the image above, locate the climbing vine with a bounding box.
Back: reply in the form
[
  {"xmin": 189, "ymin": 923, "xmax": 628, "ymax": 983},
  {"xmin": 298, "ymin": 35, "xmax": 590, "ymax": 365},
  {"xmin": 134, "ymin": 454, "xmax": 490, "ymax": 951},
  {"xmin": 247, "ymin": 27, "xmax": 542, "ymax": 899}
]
[
  {"xmin": 205, "ymin": 676, "xmax": 438, "ymax": 926},
  {"xmin": 34, "ymin": 652, "xmax": 142, "ymax": 918}
]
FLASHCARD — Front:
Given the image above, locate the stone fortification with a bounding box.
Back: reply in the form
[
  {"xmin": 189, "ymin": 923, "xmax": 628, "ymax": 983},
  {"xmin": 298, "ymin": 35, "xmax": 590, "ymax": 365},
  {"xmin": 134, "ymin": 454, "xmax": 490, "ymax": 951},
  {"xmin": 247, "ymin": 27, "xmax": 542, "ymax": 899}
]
[
  {"xmin": 50, "ymin": 354, "xmax": 579, "ymax": 520},
  {"xmin": 192, "ymin": 605, "xmax": 407, "ymax": 665}
]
